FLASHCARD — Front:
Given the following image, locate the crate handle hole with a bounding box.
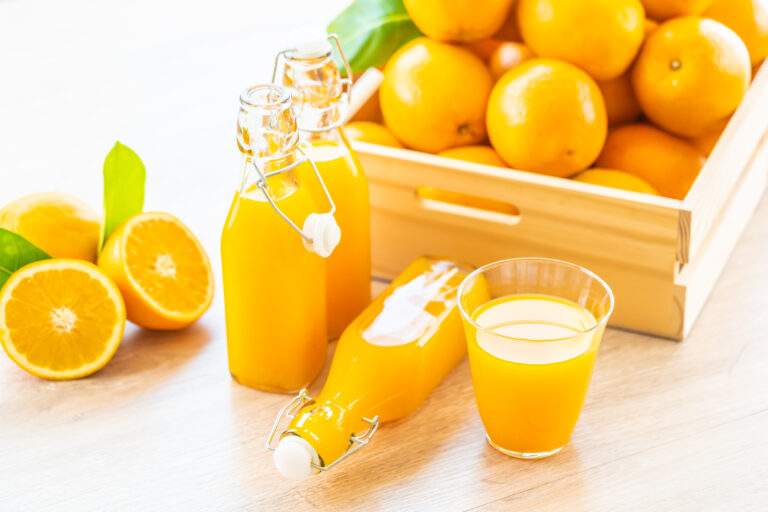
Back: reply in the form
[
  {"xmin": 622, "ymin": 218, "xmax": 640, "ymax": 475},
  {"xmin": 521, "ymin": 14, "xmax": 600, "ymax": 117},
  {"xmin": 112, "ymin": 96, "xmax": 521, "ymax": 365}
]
[{"xmin": 415, "ymin": 187, "xmax": 521, "ymax": 225}]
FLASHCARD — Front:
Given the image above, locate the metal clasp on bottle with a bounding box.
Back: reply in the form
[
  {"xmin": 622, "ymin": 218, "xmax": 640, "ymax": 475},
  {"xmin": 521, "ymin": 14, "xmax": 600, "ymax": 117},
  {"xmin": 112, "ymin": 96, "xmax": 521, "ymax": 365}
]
[
  {"xmin": 249, "ymin": 142, "xmax": 336, "ymax": 245},
  {"xmin": 265, "ymin": 388, "xmax": 380, "ymax": 472}
]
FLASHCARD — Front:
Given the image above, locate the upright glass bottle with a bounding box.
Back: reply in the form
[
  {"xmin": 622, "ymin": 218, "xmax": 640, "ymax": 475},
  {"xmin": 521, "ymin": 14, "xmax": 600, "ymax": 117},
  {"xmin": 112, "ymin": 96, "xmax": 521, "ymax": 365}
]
[
  {"xmin": 221, "ymin": 84, "xmax": 340, "ymax": 392},
  {"xmin": 275, "ymin": 31, "xmax": 372, "ymax": 339}
]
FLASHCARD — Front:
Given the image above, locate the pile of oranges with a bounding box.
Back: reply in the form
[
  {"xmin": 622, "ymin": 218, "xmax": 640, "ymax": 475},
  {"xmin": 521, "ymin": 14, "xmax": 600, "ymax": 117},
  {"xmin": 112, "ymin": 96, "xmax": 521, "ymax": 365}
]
[{"xmin": 345, "ymin": 0, "xmax": 768, "ymax": 199}]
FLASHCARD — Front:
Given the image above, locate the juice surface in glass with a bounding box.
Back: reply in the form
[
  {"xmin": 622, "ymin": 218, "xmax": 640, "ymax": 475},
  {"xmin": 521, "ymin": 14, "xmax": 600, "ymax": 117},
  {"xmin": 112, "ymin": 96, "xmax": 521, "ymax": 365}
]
[
  {"xmin": 466, "ymin": 294, "xmax": 601, "ymax": 456},
  {"xmin": 458, "ymin": 258, "xmax": 613, "ymax": 459},
  {"xmin": 305, "ymin": 130, "xmax": 371, "ymax": 339},
  {"xmin": 271, "ymin": 256, "xmax": 481, "ymax": 479}
]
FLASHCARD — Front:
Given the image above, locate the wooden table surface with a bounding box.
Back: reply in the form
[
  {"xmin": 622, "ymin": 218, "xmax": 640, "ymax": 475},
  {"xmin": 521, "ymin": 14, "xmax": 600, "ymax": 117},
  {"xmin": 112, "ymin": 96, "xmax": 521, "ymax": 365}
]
[{"xmin": 2, "ymin": 1, "xmax": 768, "ymax": 510}]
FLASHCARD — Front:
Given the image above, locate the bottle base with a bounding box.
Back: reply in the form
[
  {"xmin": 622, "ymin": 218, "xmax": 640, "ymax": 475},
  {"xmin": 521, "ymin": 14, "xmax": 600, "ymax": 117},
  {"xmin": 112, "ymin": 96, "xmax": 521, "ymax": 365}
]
[
  {"xmin": 485, "ymin": 435, "xmax": 565, "ymax": 460},
  {"xmin": 230, "ymin": 373, "xmax": 305, "ymax": 394}
]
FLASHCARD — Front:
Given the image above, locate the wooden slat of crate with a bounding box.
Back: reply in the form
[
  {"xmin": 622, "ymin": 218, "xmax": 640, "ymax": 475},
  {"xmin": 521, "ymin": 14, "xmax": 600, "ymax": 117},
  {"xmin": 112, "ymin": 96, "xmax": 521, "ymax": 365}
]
[
  {"xmin": 357, "ymin": 144, "xmax": 688, "ymax": 337},
  {"xmin": 677, "ymin": 128, "xmax": 768, "ymax": 338},
  {"xmin": 683, "ymin": 66, "xmax": 768, "ymax": 264},
  {"xmin": 370, "ymin": 206, "xmax": 689, "ymax": 337},
  {"xmin": 360, "ymin": 145, "xmax": 683, "ymax": 275}
]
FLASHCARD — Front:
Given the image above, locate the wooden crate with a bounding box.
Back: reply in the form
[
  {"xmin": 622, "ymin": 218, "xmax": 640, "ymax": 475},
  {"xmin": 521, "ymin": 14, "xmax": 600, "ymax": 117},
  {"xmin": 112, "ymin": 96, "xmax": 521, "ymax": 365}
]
[{"xmin": 347, "ymin": 67, "xmax": 768, "ymax": 340}]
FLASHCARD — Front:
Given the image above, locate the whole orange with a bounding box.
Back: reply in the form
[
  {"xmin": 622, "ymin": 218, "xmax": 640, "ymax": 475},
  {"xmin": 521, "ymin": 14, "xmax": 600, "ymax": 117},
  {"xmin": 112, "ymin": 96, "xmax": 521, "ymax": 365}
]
[
  {"xmin": 641, "ymin": 0, "xmax": 713, "ymax": 20},
  {"xmin": 687, "ymin": 117, "xmax": 730, "ymax": 156},
  {"xmin": 343, "ymin": 121, "xmax": 404, "ymax": 148},
  {"xmin": 489, "ymin": 42, "xmax": 535, "ymax": 80},
  {"xmin": 572, "ymin": 169, "xmax": 659, "ymax": 195},
  {"xmin": 486, "ymin": 59, "xmax": 607, "ymax": 177},
  {"xmin": 597, "ymin": 72, "xmax": 642, "ymax": 126},
  {"xmin": 403, "ymin": 0, "xmax": 515, "ymax": 42},
  {"xmin": 0, "ymin": 192, "xmax": 100, "ymax": 262},
  {"xmin": 517, "ymin": 0, "xmax": 645, "ymax": 80},
  {"xmin": 595, "ymin": 123, "xmax": 705, "ymax": 199},
  {"xmin": 438, "ymin": 145, "xmax": 508, "ymax": 167},
  {"xmin": 704, "ymin": 0, "xmax": 768, "ymax": 66},
  {"xmin": 632, "ymin": 17, "xmax": 751, "ymax": 138},
  {"xmin": 380, "ymin": 38, "xmax": 494, "ymax": 153}
]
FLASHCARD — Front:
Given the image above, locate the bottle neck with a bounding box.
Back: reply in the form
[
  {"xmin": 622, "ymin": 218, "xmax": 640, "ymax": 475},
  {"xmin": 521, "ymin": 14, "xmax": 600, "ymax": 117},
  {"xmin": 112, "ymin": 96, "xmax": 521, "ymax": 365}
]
[
  {"xmin": 239, "ymin": 149, "xmax": 303, "ymax": 198},
  {"xmin": 237, "ymin": 84, "xmax": 299, "ymax": 157},
  {"xmin": 286, "ymin": 398, "xmax": 368, "ymax": 468},
  {"xmin": 237, "ymin": 84, "xmax": 305, "ymax": 196},
  {"xmin": 283, "ymin": 50, "xmax": 348, "ymax": 132}
]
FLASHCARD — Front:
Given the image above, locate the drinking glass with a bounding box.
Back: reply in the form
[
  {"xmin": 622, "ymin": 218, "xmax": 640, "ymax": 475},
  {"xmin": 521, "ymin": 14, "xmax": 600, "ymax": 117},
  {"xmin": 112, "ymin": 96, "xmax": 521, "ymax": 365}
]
[{"xmin": 457, "ymin": 258, "xmax": 614, "ymax": 459}]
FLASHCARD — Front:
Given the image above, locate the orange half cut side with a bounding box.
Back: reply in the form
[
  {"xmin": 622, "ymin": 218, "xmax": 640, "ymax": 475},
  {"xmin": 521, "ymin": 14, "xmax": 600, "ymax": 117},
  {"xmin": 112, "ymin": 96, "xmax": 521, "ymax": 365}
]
[
  {"xmin": 98, "ymin": 212, "xmax": 214, "ymax": 330},
  {"xmin": 0, "ymin": 259, "xmax": 126, "ymax": 380}
]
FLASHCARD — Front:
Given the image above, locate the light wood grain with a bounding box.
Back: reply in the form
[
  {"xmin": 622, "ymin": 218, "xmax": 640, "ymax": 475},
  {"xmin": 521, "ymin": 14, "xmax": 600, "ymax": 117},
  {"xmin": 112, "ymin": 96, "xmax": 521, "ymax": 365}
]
[
  {"xmin": 684, "ymin": 64, "xmax": 768, "ymax": 262},
  {"xmin": 355, "ymin": 142, "xmax": 684, "ymax": 275},
  {"xmin": 2, "ymin": 1, "xmax": 768, "ymax": 511},
  {"xmin": 678, "ymin": 129, "xmax": 768, "ymax": 338}
]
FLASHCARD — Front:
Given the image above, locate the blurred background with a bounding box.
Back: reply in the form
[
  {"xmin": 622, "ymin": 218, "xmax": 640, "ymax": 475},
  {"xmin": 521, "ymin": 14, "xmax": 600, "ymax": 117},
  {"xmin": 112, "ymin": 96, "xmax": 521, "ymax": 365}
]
[
  {"xmin": 0, "ymin": 2, "xmax": 349, "ymax": 505},
  {"xmin": 0, "ymin": 0, "xmax": 348, "ymax": 273}
]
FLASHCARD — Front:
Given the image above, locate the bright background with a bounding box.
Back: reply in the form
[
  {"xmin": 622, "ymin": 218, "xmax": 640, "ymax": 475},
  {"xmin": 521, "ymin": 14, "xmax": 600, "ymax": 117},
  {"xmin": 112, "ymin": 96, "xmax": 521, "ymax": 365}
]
[
  {"xmin": 0, "ymin": 2, "xmax": 353, "ymax": 505},
  {"xmin": 3, "ymin": 2, "xmax": 768, "ymax": 510},
  {"xmin": 0, "ymin": 0, "xmax": 348, "ymax": 273}
]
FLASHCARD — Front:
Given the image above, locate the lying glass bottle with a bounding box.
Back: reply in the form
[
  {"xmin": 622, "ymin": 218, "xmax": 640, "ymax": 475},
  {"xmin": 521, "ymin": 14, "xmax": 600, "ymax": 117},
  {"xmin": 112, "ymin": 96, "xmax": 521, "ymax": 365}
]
[{"xmin": 267, "ymin": 256, "xmax": 484, "ymax": 479}]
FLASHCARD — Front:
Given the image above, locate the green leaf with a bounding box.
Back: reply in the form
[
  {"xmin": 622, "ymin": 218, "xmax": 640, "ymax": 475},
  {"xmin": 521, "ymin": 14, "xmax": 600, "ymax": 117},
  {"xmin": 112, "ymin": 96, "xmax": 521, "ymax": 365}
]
[
  {"xmin": 328, "ymin": 0, "xmax": 422, "ymax": 74},
  {"xmin": 0, "ymin": 229, "xmax": 50, "ymax": 289},
  {"xmin": 101, "ymin": 141, "xmax": 145, "ymax": 249}
]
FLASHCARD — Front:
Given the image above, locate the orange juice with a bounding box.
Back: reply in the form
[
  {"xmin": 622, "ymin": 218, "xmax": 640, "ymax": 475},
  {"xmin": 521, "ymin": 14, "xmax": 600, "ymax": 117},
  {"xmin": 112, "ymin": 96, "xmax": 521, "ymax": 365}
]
[
  {"xmin": 222, "ymin": 84, "xmax": 332, "ymax": 393},
  {"xmin": 270, "ymin": 256, "xmax": 481, "ymax": 479},
  {"xmin": 221, "ymin": 170, "xmax": 326, "ymax": 392},
  {"xmin": 465, "ymin": 294, "xmax": 604, "ymax": 456},
  {"xmin": 304, "ymin": 130, "xmax": 371, "ymax": 338},
  {"xmin": 279, "ymin": 32, "xmax": 372, "ymax": 338}
]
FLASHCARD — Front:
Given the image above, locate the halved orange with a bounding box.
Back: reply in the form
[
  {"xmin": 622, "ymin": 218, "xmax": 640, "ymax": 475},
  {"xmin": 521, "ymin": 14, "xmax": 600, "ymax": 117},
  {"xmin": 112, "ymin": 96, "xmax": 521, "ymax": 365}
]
[
  {"xmin": 98, "ymin": 212, "xmax": 214, "ymax": 330},
  {"xmin": 0, "ymin": 259, "xmax": 126, "ymax": 380}
]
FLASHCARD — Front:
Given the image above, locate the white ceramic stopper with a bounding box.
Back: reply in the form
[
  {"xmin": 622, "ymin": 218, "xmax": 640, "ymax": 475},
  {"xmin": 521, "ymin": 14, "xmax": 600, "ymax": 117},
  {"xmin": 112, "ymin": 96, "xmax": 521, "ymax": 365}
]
[
  {"xmin": 302, "ymin": 212, "xmax": 341, "ymax": 258},
  {"xmin": 273, "ymin": 436, "xmax": 319, "ymax": 480},
  {"xmin": 287, "ymin": 27, "xmax": 332, "ymax": 59}
]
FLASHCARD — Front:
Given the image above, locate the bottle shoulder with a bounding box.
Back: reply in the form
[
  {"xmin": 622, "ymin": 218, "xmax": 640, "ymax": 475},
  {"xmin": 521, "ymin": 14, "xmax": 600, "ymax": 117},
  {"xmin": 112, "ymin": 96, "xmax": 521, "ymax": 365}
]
[{"xmin": 305, "ymin": 130, "xmax": 365, "ymax": 177}]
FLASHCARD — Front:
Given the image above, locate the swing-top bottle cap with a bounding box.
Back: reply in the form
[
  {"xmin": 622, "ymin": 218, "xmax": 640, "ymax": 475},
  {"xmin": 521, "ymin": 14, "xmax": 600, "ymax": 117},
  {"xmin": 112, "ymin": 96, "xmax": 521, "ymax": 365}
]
[
  {"xmin": 286, "ymin": 27, "xmax": 332, "ymax": 59},
  {"xmin": 303, "ymin": 212, "xmax": 341, "ymax": 258},
  {"xmin": 274, "ymin": 435, "xmax": 319, "ymax": 480}
]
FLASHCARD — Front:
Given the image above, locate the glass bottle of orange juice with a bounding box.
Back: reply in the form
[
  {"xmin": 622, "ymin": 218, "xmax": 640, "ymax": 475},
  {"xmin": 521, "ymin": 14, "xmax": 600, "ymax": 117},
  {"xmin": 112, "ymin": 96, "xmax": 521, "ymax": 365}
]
[
  {"xmin": 274, "ymin": 30, "xmax": 372, "ymax": 339},
  {"xmin": 221, "ymin": 84, "xmax": 341, "ymax": 392},
  {"xmin": 266, "ymin": 256, "xmax": 485, "ymax": 480}
]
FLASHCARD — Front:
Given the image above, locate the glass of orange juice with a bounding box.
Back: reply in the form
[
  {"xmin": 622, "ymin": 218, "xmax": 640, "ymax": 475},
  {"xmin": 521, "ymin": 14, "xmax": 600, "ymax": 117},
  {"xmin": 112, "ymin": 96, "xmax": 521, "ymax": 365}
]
[{"xmin": 457, "ymin": 258, "xmax": 614, "ymax": 459}]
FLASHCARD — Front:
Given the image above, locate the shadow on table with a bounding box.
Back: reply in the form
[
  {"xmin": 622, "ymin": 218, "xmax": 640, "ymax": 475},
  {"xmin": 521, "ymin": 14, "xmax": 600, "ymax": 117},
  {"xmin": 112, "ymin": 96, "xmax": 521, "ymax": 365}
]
[
  {"xmin": 0, "ymin": 322, "xmax": 215, "ymax": 419},
  {"xmin": 95, "ymin": 321, "xmax": 212, "ymax": 383}
]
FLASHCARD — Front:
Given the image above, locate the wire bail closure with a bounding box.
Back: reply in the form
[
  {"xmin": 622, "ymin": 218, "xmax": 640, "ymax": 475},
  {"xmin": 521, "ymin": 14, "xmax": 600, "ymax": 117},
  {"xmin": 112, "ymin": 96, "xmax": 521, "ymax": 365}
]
[
  {"xmin": 250, "ymin": 142, "xmax": 336, "ymax": 245},
  {"xmin": 271, "ymin": 33, "xmax": 353, "ymax": 132},
  {"xmin": 265, "ymin": 388, "xmax": 380, "ymax": 472}
]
